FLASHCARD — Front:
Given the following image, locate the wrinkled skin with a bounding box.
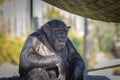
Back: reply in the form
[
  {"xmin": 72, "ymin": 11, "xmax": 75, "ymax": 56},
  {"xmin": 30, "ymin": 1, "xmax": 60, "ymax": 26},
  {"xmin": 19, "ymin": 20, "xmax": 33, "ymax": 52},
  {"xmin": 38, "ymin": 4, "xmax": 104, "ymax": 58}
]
[{"xmin": 19, "ymin": 19, "xmax": 85, "ymax": 80}]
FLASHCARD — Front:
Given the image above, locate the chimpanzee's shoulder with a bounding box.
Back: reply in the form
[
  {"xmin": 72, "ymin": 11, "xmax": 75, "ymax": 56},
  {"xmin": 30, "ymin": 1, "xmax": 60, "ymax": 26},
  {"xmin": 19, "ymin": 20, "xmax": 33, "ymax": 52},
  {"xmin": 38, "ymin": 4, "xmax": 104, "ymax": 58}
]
[
  {"xmin": 30, "ymin": 29, "xmax": 42, "ymax": 37},
  {"xmin": 26, "ymin": 29, "xmax": 45, "ymax": 42}
]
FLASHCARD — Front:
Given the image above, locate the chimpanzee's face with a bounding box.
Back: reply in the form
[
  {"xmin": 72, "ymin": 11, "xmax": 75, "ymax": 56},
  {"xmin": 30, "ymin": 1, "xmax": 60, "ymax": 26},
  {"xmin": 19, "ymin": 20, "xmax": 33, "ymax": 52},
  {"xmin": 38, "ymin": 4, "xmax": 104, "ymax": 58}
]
[
  {"xmin": 51, "ymin": 26, "xmax": 68, "ymax": 51},
  {"xmin": 43, "ymin": 19, "xmax": 70, "ymax": 51}
]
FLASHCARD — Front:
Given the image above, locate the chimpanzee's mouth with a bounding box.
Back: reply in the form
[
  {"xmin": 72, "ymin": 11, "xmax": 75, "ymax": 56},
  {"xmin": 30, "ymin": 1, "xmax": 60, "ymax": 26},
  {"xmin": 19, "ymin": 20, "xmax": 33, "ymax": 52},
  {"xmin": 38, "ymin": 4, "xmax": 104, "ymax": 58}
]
[
  {"xmin": 55, "ymin": 41, "xmax": 66, "ymax": 50},
  {"xmin": 59, "ymin": 42, "xmax": 65, "ymax": 45}
]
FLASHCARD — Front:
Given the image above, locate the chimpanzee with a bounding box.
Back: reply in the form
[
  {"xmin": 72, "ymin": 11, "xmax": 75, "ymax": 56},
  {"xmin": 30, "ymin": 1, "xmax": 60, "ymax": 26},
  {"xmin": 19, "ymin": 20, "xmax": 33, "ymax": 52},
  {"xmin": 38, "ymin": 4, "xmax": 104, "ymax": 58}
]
[{"xmin": 19, "ymin": 19, "xmax": 85, "ymax": 80}]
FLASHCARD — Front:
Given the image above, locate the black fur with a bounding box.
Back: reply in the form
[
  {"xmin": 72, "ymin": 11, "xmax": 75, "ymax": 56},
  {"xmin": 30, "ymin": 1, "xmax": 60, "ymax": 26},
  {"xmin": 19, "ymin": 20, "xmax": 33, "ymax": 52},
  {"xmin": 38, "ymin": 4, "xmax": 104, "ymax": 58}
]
[{"xmin": 19, "ymin": 19, "xmax": 85, "ymax": 80}]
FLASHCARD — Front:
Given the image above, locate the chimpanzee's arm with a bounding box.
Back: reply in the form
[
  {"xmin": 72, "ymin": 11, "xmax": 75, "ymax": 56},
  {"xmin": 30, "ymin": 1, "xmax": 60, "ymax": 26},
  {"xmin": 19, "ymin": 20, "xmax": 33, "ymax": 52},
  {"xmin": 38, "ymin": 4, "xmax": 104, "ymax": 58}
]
[
  {"xmin": 67, "ymin": 39, "xmax": 85, "ymax": 80},
  {"xmin": 67, "ymin": 39, "xmax": 84, "ymax": 66},
  {"xmin": 19, "ymin": 35, "xmax": 61, "ymax": 70}
]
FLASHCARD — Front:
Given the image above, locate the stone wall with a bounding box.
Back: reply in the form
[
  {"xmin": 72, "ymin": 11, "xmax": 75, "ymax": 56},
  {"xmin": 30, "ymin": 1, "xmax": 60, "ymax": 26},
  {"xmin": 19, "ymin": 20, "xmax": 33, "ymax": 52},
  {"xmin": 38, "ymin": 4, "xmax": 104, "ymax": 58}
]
[{"xmin": 43, "ymin": 0, "xmax": 120, "ymax": 22}]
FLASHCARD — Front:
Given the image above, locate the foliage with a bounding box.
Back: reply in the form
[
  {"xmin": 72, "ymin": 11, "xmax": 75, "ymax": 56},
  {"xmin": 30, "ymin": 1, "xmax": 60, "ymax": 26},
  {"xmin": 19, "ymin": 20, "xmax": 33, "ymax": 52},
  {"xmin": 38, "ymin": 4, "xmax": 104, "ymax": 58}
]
[
  {"xmin": 0, "ymin": 31, "xmax": 24, "ymax": 65},
  {"xmin": 89, "ymin": 20, "xmax": 115, "ymax": 53},
  {"xmin": 43, "ymin": 6, "xmax": 76, "ymax": 28},
  {"xmin": 88, "ymin": 20, "xmax": 117, "ymax": 68},
  {"xmin": 0, "ymin": 0, "xmax": 4, "ymax": 5},
  {"xmin": 43, "ymin": 7, "xmax": 64, "ymax": 20},
  {"xmin": 68, "ymin": 30, "xmax": 84, "ymax": 56}
]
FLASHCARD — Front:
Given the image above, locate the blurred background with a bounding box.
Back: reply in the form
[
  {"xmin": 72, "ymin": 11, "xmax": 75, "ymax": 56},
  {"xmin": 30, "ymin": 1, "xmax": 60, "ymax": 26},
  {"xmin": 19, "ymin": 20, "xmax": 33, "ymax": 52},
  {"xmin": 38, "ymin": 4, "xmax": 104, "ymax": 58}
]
[{"xmin": 0, "ymin": 0, "xmax": 120, "ymax": 79}]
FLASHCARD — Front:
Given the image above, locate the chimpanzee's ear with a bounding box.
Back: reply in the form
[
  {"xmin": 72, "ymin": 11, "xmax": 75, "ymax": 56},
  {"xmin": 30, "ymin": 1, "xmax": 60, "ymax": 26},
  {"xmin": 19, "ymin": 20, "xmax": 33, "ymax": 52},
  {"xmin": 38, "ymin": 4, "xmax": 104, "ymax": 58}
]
[
  {"xmin": 67, "ymin": 26, "xmax": 71, "ymax": 30},
  {"xmin": 43, "ymin": 24, "xmax": 50, "ymax": 34}
]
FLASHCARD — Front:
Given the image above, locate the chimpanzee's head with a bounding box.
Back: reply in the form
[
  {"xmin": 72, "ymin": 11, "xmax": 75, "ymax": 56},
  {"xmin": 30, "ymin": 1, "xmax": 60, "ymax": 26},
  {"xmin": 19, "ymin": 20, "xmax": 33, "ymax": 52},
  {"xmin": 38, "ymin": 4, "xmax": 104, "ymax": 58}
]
[{"xmin": 43, "ymin": 19, "xmax": 70, "ymax": 51}]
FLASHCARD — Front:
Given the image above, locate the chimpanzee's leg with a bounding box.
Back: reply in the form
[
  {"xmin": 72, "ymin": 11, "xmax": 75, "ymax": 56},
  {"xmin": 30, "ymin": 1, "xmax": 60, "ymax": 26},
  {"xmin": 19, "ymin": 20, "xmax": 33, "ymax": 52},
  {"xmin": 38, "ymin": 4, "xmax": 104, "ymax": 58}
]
[
  {"xmin": 47, "ymin": 70, "xmax": 57, "ymax": 80},
  {"xmin": 47, "ymin": 67, "xmax": 58, "ymax": 80},
  {"xmin": 65, "ymin": 66, "xmax": 74, "ymax": 80},
  {"xmin": 25, "ymin": 68, "xmax": 50, "ymax": 80}
]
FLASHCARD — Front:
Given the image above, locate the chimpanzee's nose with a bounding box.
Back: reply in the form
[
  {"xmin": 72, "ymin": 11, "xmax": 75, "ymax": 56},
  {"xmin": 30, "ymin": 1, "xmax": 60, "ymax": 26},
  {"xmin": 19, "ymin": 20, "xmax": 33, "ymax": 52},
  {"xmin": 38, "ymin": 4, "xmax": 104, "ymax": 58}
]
[
  {"xmin": 59, "ymin": 37, "xmax": 67, "ymax": 43},
  {"xmin": 59, "ymin": 40, "xmax": 64, "ymax": 43}
]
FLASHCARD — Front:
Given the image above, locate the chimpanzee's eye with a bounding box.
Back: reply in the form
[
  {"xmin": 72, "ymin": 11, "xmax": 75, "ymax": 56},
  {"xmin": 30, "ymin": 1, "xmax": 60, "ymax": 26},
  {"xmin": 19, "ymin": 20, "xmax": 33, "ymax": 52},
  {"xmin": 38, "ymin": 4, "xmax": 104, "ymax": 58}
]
[
  {"xmin": 55, "ymin": 30, "xmax": 61, "ymax": 33},
  {"xmin": 55, "ymin": 29, "xmax": 68, "ymax": 35}
]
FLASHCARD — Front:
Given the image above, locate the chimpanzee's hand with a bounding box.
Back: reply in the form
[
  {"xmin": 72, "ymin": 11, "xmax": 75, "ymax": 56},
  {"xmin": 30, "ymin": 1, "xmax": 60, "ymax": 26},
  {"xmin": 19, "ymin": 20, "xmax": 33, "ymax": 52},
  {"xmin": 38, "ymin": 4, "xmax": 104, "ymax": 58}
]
[{"xmin": 56, "ymin": 57, "xmax": 66, "ymax": 80}]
